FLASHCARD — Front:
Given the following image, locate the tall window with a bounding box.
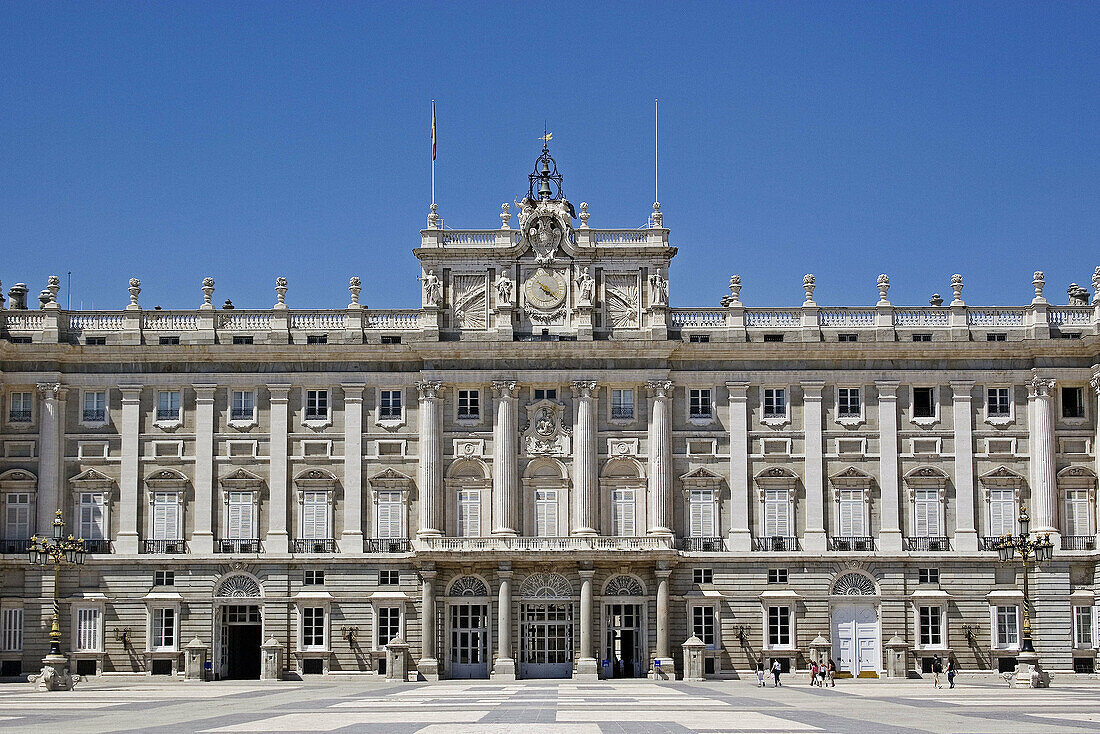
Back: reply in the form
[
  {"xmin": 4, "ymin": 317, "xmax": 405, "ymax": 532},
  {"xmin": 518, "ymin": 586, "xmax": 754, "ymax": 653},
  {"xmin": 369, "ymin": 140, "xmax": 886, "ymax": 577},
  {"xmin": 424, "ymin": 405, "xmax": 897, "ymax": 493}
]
[
  {"xmin": 838, "ymin": 489, "xmax": 865, "ymax": 536},
  {"xmin": 457, "ymin": 490, "xmax": 480, "ymax": 537},
  {"xmin": 8, "ymin": 392, "xmax": 32, "ymax": 422},
  {"xmin": 1, "ymin": 608, "xmax": 22, "ymax": 652},
  {"xmin": 1065, "ymin": 489, "xmax": 1091, "ymax": 536},
  {"xmin": 305, "ymin": 390, "xmax": 329, "ymax": 420},
  {"xmin": 988, "ymin": 489, "xmax": 1015, "ymax": 537},
  {"xmin": 377, "ymin": 607, "xmax": 401, "ymax": 648},
  {"xmin": 913, "ymin": 489, "xmax": 941, "ymax": 536},
  {"xmin": 919, "ymin": 606, "xmax": 943, "ymax": 647},
  {"xmin": 692, "ymin": 605, "xmax": 716, "ymax": 649},
  {"xmin": 302, "ymin": 607, "xmax": 326, "ymax": 649},
  {"xmin": 375, "ymin": 491, "xmax": 403, "ymax": 538},
  {"xmin": 768, "ymin": 606, "xmax": 791, "ymax": 647},
  {"xmin": 535, "ymin": 490, "xmax": 558, "ymax": 537},
  {"xmin": 4, "ymin": 493, "xmax": 32, "ymax": 540},
  {"xmin": 1062, "ymin": 387, "xmax": 1085, "ymax": 419},
  {"xmin": 763, "ymin": 388, "xmax": 786, "ymax": 419},
  {"xmin": 689, "ymin": 389, "xmax": 712, "ymax": 419},
  {"xmin": 226, "ymin": 492, "xmax": 254, "ymax": 540},
  {"xmin": 300, "ymin": 491, "xmax": 329, "ymax": 540},
  {"xmin": 611, "ymin": 389, "xmax": 634, "ymax": 420},
  {"xmin": 457, "ymin": 390, "xmax": 480, "ymax": 420},
  {"xmin": 83, "ymin": 391, "xmax": 107, "ymax": 422},
  {"xmin": 611, "ymin": 488, "xmax": 635, "ymax": 536},
  {"xmin": 151, "ymin": 607, "xmax": 176, "ymax": 650},
  {"xmin": 156, "ymin": 390, "xmax": 181, "ymax": 421},
  {"xmin": 838, "ymin": 388, "xmax": 861, "ymax": 418},
  {"xmin": 994, "ymin": 606, "xmax": 1019, "ymax": 649},
  {"xmin": 688, "ymin": 489, "xmax": 716, "ymax": 538},
  {"xmin": 152, "ymin": 492, "xmax": 180, "ymax": 541},
  {"xmin": 379, "ymin": 390, "xmax": 402, "ymax": 419},
  {"xmin": 1075, "ymin": 606, "xmax": 1094, "ymax": 647},
  {"xmin": 987, "ymin": 388, "xmax": 1011, "ymax": 417},
  {"xmin": 75, "ymin": 607, "xmax": 101, "ymax": 651},
  {"xmin": 78, "ymin": 492, "xmax": 107, "ymax": 540},
  {"xmin": 230, "ymin": 390, "xmax": 254, "ymax": 421},
  {"xmin": 764, "ymin": 489, "xmax": 790, "ymax": 537},
  {"xmin": 913, "ymin": 387, "xmax": 936, "ymax": 418}
]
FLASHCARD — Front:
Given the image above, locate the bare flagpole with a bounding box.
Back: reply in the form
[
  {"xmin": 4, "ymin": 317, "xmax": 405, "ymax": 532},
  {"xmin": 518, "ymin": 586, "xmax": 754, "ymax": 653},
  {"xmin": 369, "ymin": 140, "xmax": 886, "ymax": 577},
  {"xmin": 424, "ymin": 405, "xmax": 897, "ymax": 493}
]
[
  {"xmin": 431, "ymin": 100, "xmax": 436, "ymax": 207},
  {"xmin": 654, "ymin": 98, "xmax": 659, "ymax": 204}
]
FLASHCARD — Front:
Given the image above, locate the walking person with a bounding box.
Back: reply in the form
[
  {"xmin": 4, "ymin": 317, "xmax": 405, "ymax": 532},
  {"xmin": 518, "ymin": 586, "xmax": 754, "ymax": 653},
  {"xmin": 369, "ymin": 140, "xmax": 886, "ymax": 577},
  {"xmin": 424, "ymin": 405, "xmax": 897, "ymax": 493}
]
[
  {"xmin": 756, "ymin": 662, "xmax": 766, "ymax": 687},
  {"xmin": 771, "ymin": 658, "xmax": 782, "ymax": 687},
  {"xmin": 947, "ymin": 659, "xmax": 957, "ymax": 689},
  {"xmin": 827, "ymin": 658, "xmax": 837, "ymax": 687},
  {"xmin": 809, "ymin": 661, "xmax": 818, "ymax": 686},
  {"xmin": 931, "ymin": 655, "xmax": 943, "ymax": 689}
]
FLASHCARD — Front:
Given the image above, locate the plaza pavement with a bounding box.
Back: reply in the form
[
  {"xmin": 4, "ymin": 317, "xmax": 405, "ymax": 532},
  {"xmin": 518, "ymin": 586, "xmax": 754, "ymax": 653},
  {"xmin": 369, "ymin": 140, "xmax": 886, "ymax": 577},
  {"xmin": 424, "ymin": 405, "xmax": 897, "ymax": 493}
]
[{"xmin": 1, "ymin": 676, "xmax": 1099, "ymax": 734}]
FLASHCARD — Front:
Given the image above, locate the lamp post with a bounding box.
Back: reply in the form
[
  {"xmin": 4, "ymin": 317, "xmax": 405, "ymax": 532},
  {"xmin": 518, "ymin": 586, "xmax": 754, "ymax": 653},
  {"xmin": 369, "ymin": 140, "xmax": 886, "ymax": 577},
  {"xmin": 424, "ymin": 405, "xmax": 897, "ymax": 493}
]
[
  {"xmin": 26, "ymin": 509, "xmax": 86, "ymax": 691},
  {"xmin": 994, "ymin": 506, "xmax": 1055, "ymax": 687}
]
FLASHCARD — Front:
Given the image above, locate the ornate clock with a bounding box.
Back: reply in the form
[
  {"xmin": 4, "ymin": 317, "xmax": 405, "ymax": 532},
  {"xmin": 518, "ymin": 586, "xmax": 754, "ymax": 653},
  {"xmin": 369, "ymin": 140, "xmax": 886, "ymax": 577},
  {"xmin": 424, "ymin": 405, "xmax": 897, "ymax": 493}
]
[{"xmin": 523, "ymin": 268, "xmax": 567, "ymax": 311}]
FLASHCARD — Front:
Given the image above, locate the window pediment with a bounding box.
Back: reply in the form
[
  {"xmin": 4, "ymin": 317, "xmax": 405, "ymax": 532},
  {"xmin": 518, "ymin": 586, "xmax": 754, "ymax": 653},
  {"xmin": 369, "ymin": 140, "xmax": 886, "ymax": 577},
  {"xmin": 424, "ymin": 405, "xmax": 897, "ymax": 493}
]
[
  {"xmin": 680, "ymin": 466, "xmax": 723, "ymax": 491},
  {"xmin": 903, "ymin": 465, "xmax": 948, "ymax": 493},
  {"xmin": 830, "ymin": 465, "xmax": 874, "ymax": 490},
  {"xmin": 755, "ymin": 466, "xmax": 798, "ymax": 493},
  {"xmin": 219, "ymin": 467, "xmax": 265, "ymax": 488},
  {"xmin": 145, "ymin": 468, "xmax": 189, "ymax": 489},
  {"xmin": 0, "ymin": 468, "xmax": 37, "ymax": 492},
  {"xmin": 369, "ymin": 467, "xmax": 413, "ymax": 494},
  {"xmin": 979, "ymin": 465, "xmax": 1025, "ymax": 496},
  {"xmin": 1057, "ymin": 465, "xmax": 1097, "ymax": 491},
  {"xmin": 294, "ymin": 467, "xmax": 337, "ymax": 488}
]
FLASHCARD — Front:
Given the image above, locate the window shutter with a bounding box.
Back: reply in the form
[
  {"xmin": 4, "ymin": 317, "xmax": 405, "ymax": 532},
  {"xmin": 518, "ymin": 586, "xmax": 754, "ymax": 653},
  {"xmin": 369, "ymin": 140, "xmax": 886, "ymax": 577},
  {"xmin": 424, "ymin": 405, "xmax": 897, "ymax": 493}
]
[
  {"xmin": 612, "ymin": 490, "xmax": 635, "ymax": 536},
  {"xmin": 535, "ymin": 490, "xmax": 557, "ymax": 537},
  {"xmin": 989, "ymin": 490, "xmax": 1014, "ymax": 536},
  {"xmin": 302, "ymin": 492, "xmax": 328, "ymax": 539},
  {"xmin": 153, "ymin": 493, "xmax": 178, "ymax": 540},
  {"xmin": 77, "ymin": 607, "xmax": 100, "ymax": 651},
  {"xmin": 2, "ymin": 608, "xmax": 23, "ymax": 652},
  {"xmin": 1066, "ymin": 492, "xmax": 1089, "ymax": 536},
  {"xmin": 376, "ymin": 491, "xmax": 402, "ymax": 539},
  {"xmin": 765, "ymin": 490, "xmax": 788, "ymax": 536},
  {"xmin": 458, "ymin": 490, "xmax": 480, "ymax": 537},
  {"xmin": 228, "ymin": 492, "xmax": 252, "ymax": 539},
  {"xmin": 915, "ymin": 490, "xmax": 938, "ymax": 536},
  {"xmin": 689, "ymin": 490, "xmax": 714, "ymax": 537},
  {"xmin": 80, "ymin": 493, "xmax": 106, "ymax": 540},
  {"xmin": 5, "ymin": 494, "xmax": 30, "ymax": 539}
]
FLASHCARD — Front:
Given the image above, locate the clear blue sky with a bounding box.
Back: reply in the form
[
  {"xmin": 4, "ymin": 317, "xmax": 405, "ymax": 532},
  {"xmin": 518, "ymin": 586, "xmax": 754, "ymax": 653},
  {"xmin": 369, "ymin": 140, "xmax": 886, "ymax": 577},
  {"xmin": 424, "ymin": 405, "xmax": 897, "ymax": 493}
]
[{"xmin": 3, "ymin": 1, "xmax": 1098, "ymax": 310}]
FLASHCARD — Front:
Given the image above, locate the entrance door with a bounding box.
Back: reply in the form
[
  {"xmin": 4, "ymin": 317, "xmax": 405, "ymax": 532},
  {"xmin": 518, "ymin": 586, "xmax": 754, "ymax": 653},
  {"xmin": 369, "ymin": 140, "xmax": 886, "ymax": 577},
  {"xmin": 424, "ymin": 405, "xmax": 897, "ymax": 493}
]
[
  {"xmin": 519, "ymin": 603, "xmax": 573, "ymax": 679},
  {"xmin": 832, "ymin": 604, "xmax": 879, "ymax": 677},
  {"xmin": 449, "ymin": 603, "xmax": 489, "ymax": 679},
  {"xmin": 223, "ymin": 605, "xmax": 262, "ymax": 680},
  {"xmin": 605, "ymin": 603, "xmax": 643, "ymax": 678}
]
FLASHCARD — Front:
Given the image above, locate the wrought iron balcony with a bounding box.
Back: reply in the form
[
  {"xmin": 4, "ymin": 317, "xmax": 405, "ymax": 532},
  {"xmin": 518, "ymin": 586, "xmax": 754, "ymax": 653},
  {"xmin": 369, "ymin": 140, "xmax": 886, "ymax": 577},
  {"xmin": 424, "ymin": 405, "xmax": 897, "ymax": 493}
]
[
  {"xmin": 155, "ymin": 408, "xmax": 179, "ymax": 421},
  {"xmin": 980, "ymin": 536, "xmax": 1004, "ymax": 551},
  {"xmin": 364, "ymin": 538, "xmax": 412, "ymax": 553},
  {"xmin": 906, "ymin": 536, "xmax": 950, "ymax": 552},
  {"xmin": 0, "ymin": 538, "xmax": 33, "ymax": 554},
  {"xmin": 417, "ymin": 536, "xmax": 674, "ymax": 552},
  {"xmin": 143, "ymin": 539, "xmax": 186, "ymax": 554},
  {"xmin": 610, "ymin": 407, "xmax": 634, "ymax": 420},
  {"xmin": 680, "ymin": 537, "xmax": 724, "ymax": 552},
  {"xmin": 82, "ymin": 539, "xmax": 111, "ymax": 554},
  {"xmin": 229, "ymin": 407, "xmax": 253, "ymax": 421},
  {"xmin": 293, "ymin": 538, "xmax": 337, "ymax": 553},
  {"xmin": 82, "ymin": 409, "xmax": 106, "ymax": 422},
  {"xmin": 8, "ymin": 409, "xmax": 32, "ymax": 423},
  {"xmin": 1061, "ymin": 535, "xmax": 1096, "ymax": 551},
  {"xmin": 754, "ymin": 536, "xmax": 800, "ymax": 552},
  {"xmin": 830, "ymin": 536, "xmax": 874, "ymax": 551},
  {"xmin": 215, "ymin": 538, "xmax": 261, "ymax": 553}
]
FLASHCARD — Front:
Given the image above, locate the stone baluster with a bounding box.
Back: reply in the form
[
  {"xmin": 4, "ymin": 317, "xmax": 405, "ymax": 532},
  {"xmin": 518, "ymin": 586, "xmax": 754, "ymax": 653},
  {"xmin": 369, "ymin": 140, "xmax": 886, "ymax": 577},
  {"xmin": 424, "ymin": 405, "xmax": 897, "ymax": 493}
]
[
  {"xmin": 577, "ymin": 568, "xmax": 597, "ymax": 679},
  {"xmin": 646, "ymin": 380, "xmax": 673, "ymax": 536},
  {"xmin": 951, "ymin": 381, "xmax": 978, "ymax": 551},
  {"xmin": 418, "ymin": 569, "xmax": 439, "ymax": 680},
  {"xmin": 726, "ymin": 381, "xmax": 751, "ymax": 551},
  {"xmin": 491, "ymin": 380, "xmax": 519, "ymax": 536},
  {"xmin": 494, "ymin": 567, "xmax": 516, "ymax": 679},
  {"xmin": 876, "ymin": 381, "xmax": 903, "ymax": 552},
  {"xmin": 1027, "ymin": 376, "xmax": 1059, "ymax": 537},
  {"xmin": 801, "ymin": 381, "xmax": 827, "ymax": 552},
  {"xmin": 266, "ymin": 384, "xmax": 291, "ymax": 553},
  {"xmin": 341, "ymin": 384, "xmax": 365, "ymax": 552},
  {"xmin": 417, "ymin": 380, "xmax": 444, "ymax": 538},
  {"xmin": 117, "ymin": 385, "xmax": 143, "ymax": 554},
  {"xmin": 571, "ymin": 380, "xmax": 599, "ymax": 536},
  {"xmin": 191, "ymin": 384, "xmax": 217, "ymax": 554},
  {"xmin": 35, "ymin": 383, "xmax": 64, "ymax": 533}
]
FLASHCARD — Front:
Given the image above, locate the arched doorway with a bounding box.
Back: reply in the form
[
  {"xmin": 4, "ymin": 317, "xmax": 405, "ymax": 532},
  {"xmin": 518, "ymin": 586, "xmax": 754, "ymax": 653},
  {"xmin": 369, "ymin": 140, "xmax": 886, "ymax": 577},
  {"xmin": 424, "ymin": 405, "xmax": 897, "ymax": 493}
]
[
  {"xmin": 213, "ymin": 574, "xmax": 264, "ymax": 680},
  {"xmin": 602, "ymin": 575, "xmax": 646, "ymax": 678},
  {"xmin": 446, "ymin": 575, "xmax": 491, "ymax": 679},
  {"xmin": 830, "ymin": 573, "xmax": 880, "ymax": 678},
  {"xmin": 518, "ymin": 572, "xmax": 574, "ymax": 679}
]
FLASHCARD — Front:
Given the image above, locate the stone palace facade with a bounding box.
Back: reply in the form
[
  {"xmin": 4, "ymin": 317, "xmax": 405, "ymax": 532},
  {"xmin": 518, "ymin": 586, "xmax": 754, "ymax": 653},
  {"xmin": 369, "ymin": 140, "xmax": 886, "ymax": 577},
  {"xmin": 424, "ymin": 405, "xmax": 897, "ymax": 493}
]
[{"xmin": 1, "ymin": 146, "xmax": 1099, "ymax": 682}]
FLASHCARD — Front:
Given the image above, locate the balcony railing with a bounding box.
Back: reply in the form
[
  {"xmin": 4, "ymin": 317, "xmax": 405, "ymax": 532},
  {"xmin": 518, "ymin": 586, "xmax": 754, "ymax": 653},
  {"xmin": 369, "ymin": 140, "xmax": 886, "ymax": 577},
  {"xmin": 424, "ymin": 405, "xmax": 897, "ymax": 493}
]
[
  {"xmin": 143, "ymin": 539, "xmax": 186, "ymax": 554},
  {"xmin": 229, "ymin": 408, "xmax": 253, "ymax": 421},
  {"xmin": 610, "ymin": 407, "xmax": 634, "ymax": 420},
  {"xmin": 215, "ymin": 538, "xmax": 261, "ymax": 553},
  {"xmin": 364, "ymin": 538, "xmax": 412, "ymax": 553},
  {"xmin": 830, "ymin": 536, "xmax": 874, "ymax": 551},
  {"xmin": 1061, "ymin": 535, "xmax": 1097, "ymax": 551},
  {"xmin": 83, "ymin": 539, "xmax": 111, "ymax": 554},
  {"xmin": 906, "ymin": 536, "xmax": 950, "ymax": 552},
  {"xmin": 0, "ymin": 538, "xmax": 33, "ymax": 554},
  {"xmin": 8, "ymin": 410, "xmax": 32, "ymax": 423},
  {"xmin": 754, "ymin": 536, "xmax": 800, "ymax": 552},
  {"xmin": 680, "ymin": 537, "xmax": 724, "ymax": 552},
  {"xmin": 82, "ymin": 409, "xmax": 106, "ymax": 422},
  {"xmin": 294, "ymin": 538, "xmax": 337, "ymax": 553},
  {"xmin": 417, "ymin": 536, "xmax": 674, "ymax": 552},
  {"xmin": 980, "ymin": 536, "xmax": 1004, "ymax": 551},
  {"xmin": 155, "ymin": 408, "xmax": 179, "ymax": 421}
]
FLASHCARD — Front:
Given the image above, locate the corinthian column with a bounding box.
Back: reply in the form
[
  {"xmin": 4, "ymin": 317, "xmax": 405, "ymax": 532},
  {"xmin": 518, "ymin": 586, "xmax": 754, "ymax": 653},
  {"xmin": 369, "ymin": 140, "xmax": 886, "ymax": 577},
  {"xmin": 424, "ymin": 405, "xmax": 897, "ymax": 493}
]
[
  {"xmin": 417, "ymin": 569, "xmax": 439, "ymax": 681},
  {"xmin": 491, "ymin": 380, "xmax": 519, "ymax": 536},
  {"xmin": 1027, "ymin": 376, "xmax": 1058, "ymax": 537},
  {"xmin": 647, "ymin": 380, "xmax": 673, "ymax": 537},
  {"xmin": 1093, "ymin": 370, "xmax": 1100, "ymax": 547},
  {"xmin": 35, "ymin": 383, "xmax": 64, "ymax": 534},
  {"xmin": 571, "ymin": 380, "xmax": 599, "ymax": 536},
  {"xmin": 417, "ymin": 380, "xmax": 444, "ymax": 538}
]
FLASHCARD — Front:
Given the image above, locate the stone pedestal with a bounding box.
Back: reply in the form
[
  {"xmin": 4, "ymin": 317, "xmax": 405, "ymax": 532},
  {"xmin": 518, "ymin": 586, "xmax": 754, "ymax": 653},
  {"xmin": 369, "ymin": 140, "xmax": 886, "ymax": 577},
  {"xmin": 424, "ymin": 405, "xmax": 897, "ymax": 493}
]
[
  {"xmin": 884, "ymin": 635, "xmax": 910, "ymax": 679},
  {"xmin": 681, "ymin": 635, "xmax": 706, "ymax": 682},
  {"xmin": 184, "ymin": 637, "xmax": 207, "ymax": 681},
  {"xmin": 261, "ymin": 637, "xmax": 282, "ymax": 681},
  {"xmin": 492, "ymin": 657, "xmax": 517, "ymax": 680},
  {"xmin": 649, "ymin": 657, "xmax": 674, "ymax": 681},
  {"xmin": 1012, "ymin": 652, "xmax": 1050, "ymax": 688},
  {"xmin": 386, "ymin": 638, "xmax": 410, "ymax": 682},
  {"xmin": 28, "ymin": 654, "xmax": 76, "ymax": 691}
]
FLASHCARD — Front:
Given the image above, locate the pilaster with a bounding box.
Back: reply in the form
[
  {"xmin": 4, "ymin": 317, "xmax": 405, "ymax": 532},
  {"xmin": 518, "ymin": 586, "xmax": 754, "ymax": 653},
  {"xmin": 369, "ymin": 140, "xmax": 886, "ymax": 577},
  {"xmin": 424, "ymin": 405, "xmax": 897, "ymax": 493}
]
[
  {"xmin": 417, "ymin": 569, "xmax": 439, "ymax": 681},
  {"xmin": 1027, "ymin": 376, "xmax": 1059, "ymax": 538},
  {"xmin": 340, "ymin": 384, "xmax": 365, "ymax": 553},
  {"xmin": 191, "ymin": 384, "xmax": 217, "ymax": 554},
  {"xmin": 35, "ymin": 382, "xmax": 64, "ymax": 533},
  {"xmin": 493, "ymin": 567, "xmax": 516, "ymax": 680},
  {"xmin": 951, "ymin": 381, "xmax": 978, "ymax": 551},
  {"xmin": 651, "ymin": 567, "xmax": 674, "ymax": 680},
  {"xmin": 726, "ymin": 381, "xmax": 752, "ymax": 551},
  {"xmin": 265, "ymin": 384, "xmax": 291, "ymax": 553},
  {"xmin": 416, "ymin": 380, "xmax": 444, "ymax": 538},
  {"xmin": 576, "ymin": 568, "xmax": 598, "ymax": 679},
  {"xmin": 876, "ymin": 381, "xmax": 903, "ymax": 552},
  {"xmin": 116, "ymin": 385, "xmax": 143, "ymax": 554},
  {"xmin": 801, "ymin": 381, "xmax": 827, "ymax": 552}
]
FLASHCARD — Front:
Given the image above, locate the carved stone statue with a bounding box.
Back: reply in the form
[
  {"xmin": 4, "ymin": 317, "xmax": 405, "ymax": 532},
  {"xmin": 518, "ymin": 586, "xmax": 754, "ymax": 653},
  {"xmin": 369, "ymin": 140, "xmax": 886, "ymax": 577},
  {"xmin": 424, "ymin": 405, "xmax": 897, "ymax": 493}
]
[
  {"xmin": 1067, "ymin": 283, "xmax": 1089, "ymax": 306},
  {"xmin": 496, "ymin": 272, "xmax": 512, "ymax": 304},
  {"xmin": 577, "ymin": 267, "xmax": 595, "ymax": 305},
  {"xmin": 650, "ymin": 272, "xmax": 667, "ymax": 305},
  {"xmin": 420, "ymin": 270, "xmax": 442, "ymax": 306}
]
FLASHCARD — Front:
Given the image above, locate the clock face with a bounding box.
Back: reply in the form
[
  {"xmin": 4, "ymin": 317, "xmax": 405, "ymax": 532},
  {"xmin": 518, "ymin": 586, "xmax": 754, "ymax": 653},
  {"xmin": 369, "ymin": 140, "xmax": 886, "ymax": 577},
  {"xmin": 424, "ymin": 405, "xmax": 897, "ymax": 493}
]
[{"xmin": 524, "ymin": 268, "xmax": 567, "ymax": 310}]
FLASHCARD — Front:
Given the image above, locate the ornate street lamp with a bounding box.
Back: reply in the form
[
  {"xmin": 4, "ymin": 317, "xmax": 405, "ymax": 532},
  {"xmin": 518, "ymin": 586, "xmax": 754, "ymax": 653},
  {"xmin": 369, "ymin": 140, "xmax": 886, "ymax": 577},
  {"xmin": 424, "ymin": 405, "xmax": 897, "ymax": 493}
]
[
  {"xmin": 993, "ymin": 507, "xmax": 1055, "ymax": 658},
  {"xmin": 26, "ymin": 509, "xmax": 86, "ymax": 690}
]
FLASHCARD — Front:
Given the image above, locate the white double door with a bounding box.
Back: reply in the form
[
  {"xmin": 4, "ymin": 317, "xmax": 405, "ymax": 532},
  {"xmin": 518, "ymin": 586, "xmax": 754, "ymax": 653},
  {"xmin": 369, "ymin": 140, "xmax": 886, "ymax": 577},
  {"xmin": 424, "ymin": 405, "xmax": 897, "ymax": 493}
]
[{"xmin": 832, "ymin": 604, "xmax": 879, "ymax": 676}]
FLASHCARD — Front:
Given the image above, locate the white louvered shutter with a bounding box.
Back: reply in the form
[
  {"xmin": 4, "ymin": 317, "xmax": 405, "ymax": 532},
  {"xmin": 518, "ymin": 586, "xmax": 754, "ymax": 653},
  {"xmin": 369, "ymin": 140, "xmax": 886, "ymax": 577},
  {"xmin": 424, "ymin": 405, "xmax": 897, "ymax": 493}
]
[
  {"xmin": 5, "ymin": 493, "xmax": 30, "ymax": 539},
  {"xmin": 914, "ymin": 490, "xmax": 939, "ymax": 536},
  {"xmin": 458, "ymin": 490, "xmax": 480, "ymax": 537},
  {"xmin": 765, "ymin": 490, "xmax": 788, "ymax": 536},
  {"xmin": 689, "ymin": 490, "xmax": 715, "ymax": 537},
  {"xmin": 988, "ymin": 489, "xmax": 1014, "ymax": 536},
  {"xmin": 1066, "ymin": 491, "xmax": 1090, "ymax": 536},
  {"xmin": 79, "ymin": 493, "xmax": 106, "ymax": 540},
  {"xmin": 77, "ymin": 607, "xmax": 100, "ymax": 651},
  {"xmin": 227, "ymin": 492, "xmax": 253, "ymax": 539},
  {"xmin": 153, "ymin": 493, "xmax": 178, "ymax": 540},
  {"xmin": 612, "ymin": 489, "xmax": 635, "ymax": 536},
  {"xmin": 535, "ymin": 490, "xmax": 557, "ymax": 537},
  {"xmin": 301, "ymin": 491, "xmax": 328, "ymax": 539},
  {"xmin": 376, "ymin": 491, "xmax": 402, "ymax": 538}
]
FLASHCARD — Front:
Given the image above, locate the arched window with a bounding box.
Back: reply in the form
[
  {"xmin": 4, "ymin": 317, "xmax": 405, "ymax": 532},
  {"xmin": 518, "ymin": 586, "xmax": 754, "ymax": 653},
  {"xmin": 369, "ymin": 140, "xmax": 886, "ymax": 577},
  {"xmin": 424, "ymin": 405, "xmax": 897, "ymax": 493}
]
[
  {"xmin": 448, "ymin": 576, "xmax": 489, "ymax": 597},
  {"xmin": 603, "ymin": 575, "xmax": 645, "ymax": 597},
  {"xmin": 831, "ymin": 573, "xmax": 876, "ymax": 596},
  {"xmin": 519, "ymin": 572, "xmax": 572, "ymax": 599}
]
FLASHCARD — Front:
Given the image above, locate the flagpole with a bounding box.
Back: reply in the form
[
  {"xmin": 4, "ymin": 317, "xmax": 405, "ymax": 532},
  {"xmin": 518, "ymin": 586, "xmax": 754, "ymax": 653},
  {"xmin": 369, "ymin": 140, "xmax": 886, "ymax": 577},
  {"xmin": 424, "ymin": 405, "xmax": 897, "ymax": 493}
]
[
  {"xmin": 431, "ymin": 100, "xmax": 436, "ymax": 207},
  {"xmin": 654, "ymin": 98, "xmax": 659, "ymax": 204}
]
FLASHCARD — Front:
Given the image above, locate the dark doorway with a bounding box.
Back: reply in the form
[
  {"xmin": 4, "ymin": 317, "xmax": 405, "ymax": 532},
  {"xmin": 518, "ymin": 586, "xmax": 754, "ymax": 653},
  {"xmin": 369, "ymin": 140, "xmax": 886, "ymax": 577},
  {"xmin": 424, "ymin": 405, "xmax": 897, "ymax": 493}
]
[
  {"xmin": 226, "ymin": 624, "xmax": 261, "ymax": 679},
  {"xmin": 605, "ymin": 603, "xmax": 642, "ymax": 678}
]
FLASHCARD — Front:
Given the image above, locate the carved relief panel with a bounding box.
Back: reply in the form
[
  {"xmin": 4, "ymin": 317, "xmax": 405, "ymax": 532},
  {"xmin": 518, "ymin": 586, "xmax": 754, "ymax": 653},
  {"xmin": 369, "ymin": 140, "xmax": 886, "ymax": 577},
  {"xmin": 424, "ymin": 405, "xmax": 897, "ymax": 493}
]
[
  {"xmin": 603, "ymin": 272, "xmax": 641, "ymax": 329},
  {"xmin": 450, "ymin": 272, "xmax": 488, "ymax": 330}
]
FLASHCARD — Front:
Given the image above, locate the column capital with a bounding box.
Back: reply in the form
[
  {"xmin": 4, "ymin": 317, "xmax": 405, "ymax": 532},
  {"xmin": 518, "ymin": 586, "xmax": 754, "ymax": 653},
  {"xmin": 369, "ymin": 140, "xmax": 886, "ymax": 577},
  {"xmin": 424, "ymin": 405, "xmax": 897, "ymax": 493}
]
[
  {"xmin": 875, "ymin": 380, "xmax": 900, "ymax": 399},
  {"xmin": 578, "ymin": 568, "xmax": 596, "ymax": 580},
  {"xmin": 267, "ymin": 383, "xmax": 292, "ymax": 401},
  {"xmin": 571, "ymin": 380, "xmax": 599, "ymax": 398},
  {"xmin": 341, "ymin": 383, "xmax": 366, "ymax": 401},
  {"xmin": 193, "ymin": 384, "xmax": 218, "ymax": 401},
  {"xmin": 417, "ymin": 379, "xmax": 444, "ymax": 400},
  {"xmin": 1027, "ymin": 375, "xmax": 1056, "ymax": 399},
  {"xmin": 419, "ymin": 569, "xmax": 438, "ymax": 581},
  {"xmin": 950, "ymin": 380, "xmax": 975, "ymax": 395},
  {"xmin": 491, "ymin": 379, "xmax": 520, "ymax": 398},
  {"xmin": 497, "ymin": 569, "xmax": 514, "ymax": 580},
  {"xmin": 725, "ymin": 380, "xmax": 750, "ymax": 399},
  {"xmin": 35, "ymin": 382, "xmax": 62, "ymax": 399},
  {"xmin": 800, "ymin": 380, "xmax": 825, "ymax": 397},
  {"xmin": 655, "ymin": 568, "xmax": 672, "ymax": 580},
  {"xmin": 646, "ymin": 379, "xmax": 673, "ymax": 398}
]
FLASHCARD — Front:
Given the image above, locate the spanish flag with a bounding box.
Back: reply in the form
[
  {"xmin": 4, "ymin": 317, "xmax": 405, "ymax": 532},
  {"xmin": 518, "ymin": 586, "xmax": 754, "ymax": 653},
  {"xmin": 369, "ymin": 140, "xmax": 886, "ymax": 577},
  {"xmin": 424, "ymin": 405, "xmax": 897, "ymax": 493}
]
[{"xmin": 431, "ymin": 101, "xmax": 437, "ymax": 161}]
